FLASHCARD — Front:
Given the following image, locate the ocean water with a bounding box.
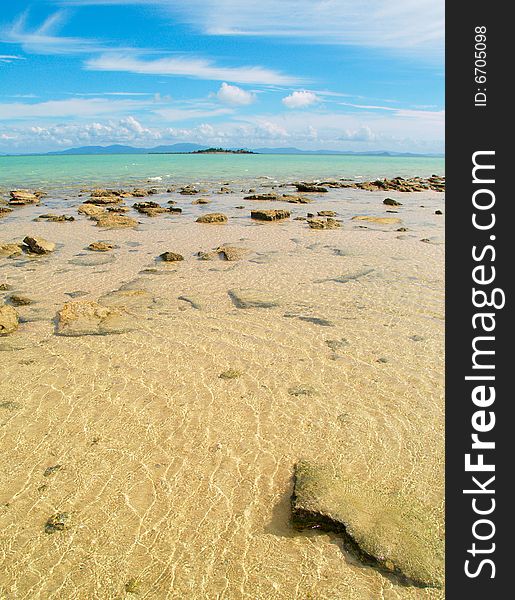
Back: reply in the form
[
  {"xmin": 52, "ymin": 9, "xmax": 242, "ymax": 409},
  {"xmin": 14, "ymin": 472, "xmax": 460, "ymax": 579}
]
[{"xmin": 0, "ymin": 153, "xmax": 444, "ymax": 192}]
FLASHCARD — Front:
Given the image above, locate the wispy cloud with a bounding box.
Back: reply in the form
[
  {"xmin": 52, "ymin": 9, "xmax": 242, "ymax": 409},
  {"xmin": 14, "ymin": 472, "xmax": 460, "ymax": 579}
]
[
  {"xmin": 85, "ymin": 53, "xmax": 302, "ymax": 85},
  {"xmin": 58, "ymin": 0, "xmax": 444, "ymax": 57},
  {"xmin": 0, "ymin": 97, "xmax": 150, "ymax": 119},
  {"xmin": 0, "ymin": 54, "xmax": 26, "ymax": 64}
]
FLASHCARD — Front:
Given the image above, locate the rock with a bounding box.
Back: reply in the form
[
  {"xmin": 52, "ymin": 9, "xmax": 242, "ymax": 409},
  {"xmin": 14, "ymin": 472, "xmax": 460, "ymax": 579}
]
[
  {"xmin": 295, "ymin": 183, "xmax": 328, "ymax": 193},
  {"xmin": 219, "ymin": 369, "xmax": 243, "ymax": 380},
  {"xmin": 0, "ymin": 304, "xmax": 19, "ymax": 335},
  {"xmin": 383, "ymin": 198, "xmax": 402, "ymax": 206},
  {"xmin": 6, "ymin": 294, "xmax": 33, "ymax": 306},
  {"xmin": 106, "ymin": 206, "xmax": 130, "ymax": 213},
  {"xmin": 435, "ymin": 210, "xmax": 443, "ymax": 215},
  {"xmin": 56, "ymin": 300, "xmax": 135, "ymax": 336},
  {"xmin": 22, "ymin": 236, "xmax": 56, "ymax": 254},
  {"xmin": 282, "ymin": 195, "xmax": 312, "ymax": 204},
  {"xmin": 291, "ymin": 461, "xmax": 444, "ymax": 588},
  {"xmin": 288, "ymin": 385, "xmax": 318, "ymax": 397},
  {"xmin": 95, "ymin": 214, "xmax": 138, "ymax": 229},
  {"xmin": 351, "ymin": 216, "xmax": 402, "ymax": 225},
  {"xmin": 228, "ymin": 289, "xmax": 280, "ymax": 309},
  {"xmin": 43, "ymin": 464, "xmax": 62, "ymax": 477},
  {"xmin": 339, "ymin": 176, "xmax": 445, "ymax": 193},
  {"xmin": 251, "ymin": 209, "xmax": 290, "ymax": 221},
  {"xmin": 244, "ymin": 193, "xmax": 278, "ymax": 201},
  {"xmin": 318, "ymin": 210, "xmax": 337, "ymax": 217},
  {"xmin": 196, "ymin": 213, "xmax": 228, "ymax": 224},
  {"xmin": 85, "ymin": 193, "xmax": 123, "ymax": 205},
  {"xmin": 168, "ymin": 207, "xmax": 183, "ymax": 214},
  {"xmin": 179, "ymin": 186, "xmax": 200, "ymax": 195},
  {"xmin": 69, "ymin": 254, "xmax": 116, "ymax": 267},
  {"xmin": 88, "ymin": 242, "xmax": 114, "ymax": 252},
  {"xmin": 98, "ymin": 289, "xmax": 155, "ymax": 313},
  {"xmin": 192, "ymin": 198, "xmax": 211, "ymax": 204},
  {"xmin": 199, "ymin": 245, "xmax": 249, "ymax": 262},
  {"xmin": 0, "ymin": 283, "xmax": 13, "ymax": 291},
  {"xmin": 131, "ymin": 188, "xmax": 149, "ymax": 198},
  {"xmin": 78, "ymin": 204, "xmax": 106, "ymax": 218},
  {"xmin": 37, "ymin": 214, "xmax": 75, "ymax": 222},
  {"xmin": 45, "ymin": 512, "xmax": 70, "ymax": 534},
  {"xmin": 178, "ymin": 295, "xmax": 202, "ymax": 310},
  {"xmin": 9, "ymin": 190, "xmax": 41, "ymax": 205},
  {"xmin": 307, "ymin": 218, "xmax": 341, "ymax": 230},
  {"xmin": 0, "ymin": 207, "xmax": 13, "ymax": 217},
  {"xmin": 159, "ymin": 252, "xmax": 184, "ymax": 262},
  {"xmin": 0, "ymin": 243, "xmax": 23, "ymax": 258},
  {"xmin": 133, "ymin": 201, "xmax": 168, "ymax": 216},
  {"xmin": 125, "ymin": 579, "xmax": 142, "ymax": 594}
]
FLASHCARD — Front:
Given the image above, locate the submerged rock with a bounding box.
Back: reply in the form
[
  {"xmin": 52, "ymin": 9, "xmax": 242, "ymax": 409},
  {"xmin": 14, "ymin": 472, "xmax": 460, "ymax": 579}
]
[
  {"xmin": 55, "ymin": 300, "xmax": 135, "ymax": 336},
  {"xmin": 291, "ymin": 461, "xmax": 444, "ymax": 588},
  {"xmin": 198, "ymin": 245, "xmax": 250, "ymax": 262},
  {"xmin": 45, "ymin": 512, "xmax": 70, "ymax": 534},
  {"xmin": 228, "ymin": 289, "xmax": 280, "ymax": 309},
  {"xmin": 0, "ymin": 304, "xmax": 19, "ymax": 335},
  {"xmin": 0, "ymin": 207, "xmax": 13, "ymax": 217},
  {"xmin": 351, "ymin": 216, "xmax": 402, "ymax": 225},
  {"xmin": 36, "ymin": 214, "xmax": 74, "ymax": 222},
  {"xmin": 6, "ymin": 294, "xmax": 33, "ymax": 306},
  {"xmin": 196, "ymin": 213, "xmax": 228, "ymax": 224},
  {"xmin": 23, "ymin": 236, "xmax": 56, "ymax": 254},
  {"xmin": 251, "ymin": 209, "xmax": 290, "ymax": 221}
]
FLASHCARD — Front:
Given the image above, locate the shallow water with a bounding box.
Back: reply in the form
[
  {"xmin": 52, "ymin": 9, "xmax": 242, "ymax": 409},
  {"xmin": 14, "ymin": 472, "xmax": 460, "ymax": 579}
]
[{"xmin": 0, "ymin": 179, "xmax": 444, "ymax": 599}]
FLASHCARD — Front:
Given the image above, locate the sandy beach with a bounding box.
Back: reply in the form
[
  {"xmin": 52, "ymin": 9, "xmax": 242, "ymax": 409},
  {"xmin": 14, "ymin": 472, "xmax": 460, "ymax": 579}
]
[{"xmin": 0, "ymin": 178, "xmax": 444, "ymax": 599}]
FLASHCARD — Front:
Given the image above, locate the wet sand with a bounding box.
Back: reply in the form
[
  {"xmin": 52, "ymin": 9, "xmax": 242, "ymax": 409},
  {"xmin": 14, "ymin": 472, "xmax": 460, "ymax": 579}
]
[{"xmin": 0, "ymin": 181, "xmax": 444, "ymax": 599}]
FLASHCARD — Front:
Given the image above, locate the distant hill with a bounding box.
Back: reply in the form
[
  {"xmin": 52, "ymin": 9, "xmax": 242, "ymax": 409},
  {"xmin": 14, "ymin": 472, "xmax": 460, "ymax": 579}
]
[{"xmin": 16, "ymin": 144, "xmax": 442, "ymax": 157}]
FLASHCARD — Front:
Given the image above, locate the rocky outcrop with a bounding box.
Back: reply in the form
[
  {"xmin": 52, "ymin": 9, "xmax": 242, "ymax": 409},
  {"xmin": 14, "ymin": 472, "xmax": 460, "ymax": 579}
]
[
  {"xmin": 291, "ymin": 461, "xmax": 444, "ymax": 588},
  {"xmin": 55, "ymin": 300, "xmax": 135, "ymax": 336},
  {"xmin": 318, "ymin": 210, "xmax": 337, "ymax": 217},
  {"xmin": 22, "ymin": 236, "xmax": 56, "ymax": 254},
  {"xmin": 0, "ymin": 303, "xmax": 19, "ymax": 335},
  {"xmin": 9, "ymin": 190, "xmax": 42, "ymax": 205},
  {"xmin": 95, "ymin": 214, "xmax": 138, "ymax": 228},
  {"xmin": 294, "ymin": 183, "xmax": 328, "ymax": 193},
  {"xmin": 86, "ymin": 189, "xmax": 125, "ymax": 205},
  {"xmin": 244, "ymin": 193, "xmax": 278, "ymax": 201},
  {"xmin": 133, "ymin": 201, "xmax": 168, "ymax": 216},
  {"xmin": 228, "ymin": 289, "xmax": 280, "ymax": 309},
  {"xmin": 251, "ymin": 209, "xmax": 290, "ymax": 221},
  {"xmin": 339, "ymin": 176, "xmax": 445, "ymax": 193},
  {"xmin": 179, "ymin": 186, "xmax": 200, "ymax": 195},
  {"xmin": 383, "ymin": 198, "xmax": 402, "ymax": 206},
  {"xmin": 159, "ymin": 251, "xmax": 184, "ymax": 262},
  {"xmin": 196, "ymin": 213, "xmax": 228, "ymax": 224}
]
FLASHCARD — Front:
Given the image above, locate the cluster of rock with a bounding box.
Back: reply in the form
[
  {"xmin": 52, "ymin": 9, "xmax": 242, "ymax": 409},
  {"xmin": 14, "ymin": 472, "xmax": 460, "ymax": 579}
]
[
  {"xmin": 244, "ymin": 193, "xmax": 312, "ymax": 204},
  {"xmin": 0, "ymin": 236, "xmax": 55, "ymax": 258},
  {"xmin": 198, "ymin": 245, "xmax": 250, "ymax": 261},
  {"xmin": 8, "ymin": 190, "xmax": 44, "ymax": 205},
  {"xmin": 335, "ymin": 175, "xmax": 445, "ymax": 192},
  {"xmin": 250, "ymin": 209, "xmax": 290, "ymax": 221}
]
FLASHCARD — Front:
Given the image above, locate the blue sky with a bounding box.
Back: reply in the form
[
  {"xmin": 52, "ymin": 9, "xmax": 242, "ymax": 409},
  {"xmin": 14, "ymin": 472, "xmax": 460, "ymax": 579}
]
[{"xmin": 0, "ymin": 0, "xmax": 444, "ymax": 153}]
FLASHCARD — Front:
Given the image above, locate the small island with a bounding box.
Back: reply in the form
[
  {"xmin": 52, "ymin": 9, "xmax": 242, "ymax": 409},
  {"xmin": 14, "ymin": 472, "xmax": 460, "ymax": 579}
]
[{"xmin": 190, "ymin": 147, "xmax": 255, "ymax": 154}]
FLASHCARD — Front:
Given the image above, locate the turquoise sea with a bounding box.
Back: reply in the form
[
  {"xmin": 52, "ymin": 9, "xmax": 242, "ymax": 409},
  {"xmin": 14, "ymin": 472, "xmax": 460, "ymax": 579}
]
[{"xmin": 0, "ymin": 153, "xmax": 444, "ymax": 192}]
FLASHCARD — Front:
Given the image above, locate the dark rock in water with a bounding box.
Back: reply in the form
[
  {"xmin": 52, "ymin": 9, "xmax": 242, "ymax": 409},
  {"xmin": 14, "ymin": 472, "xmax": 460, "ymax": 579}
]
[
  {"xmin": 397, "ymin": 227, "xmax": 408, "ymax": 232},
  {"xmin": 318, "ymin": 210, "xmax": 337, "ymax": 217},
  {"xmin": 178, "ymin": 295, "xmax": 202, "ymax": 310},
  {"xmin": 125, "ymin": 579, "xmax": 142, "ymax": 594},
  {"xmin": 295, "ymin": 183, "xmax": 328, "ymax": 193},
  {"xmin": 228, "ymin": 289, "xmax": 280, "ymax": 309},
  {"xmin": 219, "ymin": 369, "xmax": 243, "ymax": 380},
  {"xmin": 169, "ymin": 207, "xmax": 183, "ymax": 214},
  {"xmin": 288, "ymin": 385, "xmax": 318, "ymax": 397},
  {"xmin": 383, "ymin": 198, "xmax": 402, "ymax": 206},
  {"xmin": 192, "ymin": 198, "xmax": 211, "ymax": 205},
  {"xmin": 6, "ymin": 294, "xmax": 33, "ymax": 306},
  {"xmin": 159, "ymin": 251, "xmax": 184, "ymax": 262},
  {"xmin": 325, "ymin": 338, "xmax": 349, "ymax": 351},
  {"xmin": 43, "ymin": 464, "xmax": 62, "ymax": 477},
  {"xmin": 179, "ymin": 186, "xmax": 200, "ymax": 195},
  {"xmin": 435, "ymin": 210, "xmax": 443, "ymax": 215},
  {"xmin": 23, "ymin": 236, "xmax": 55, "ymax": 254},
  {"xmin": 291, "ymin": 461, "xmax": 444, "ymax": 588},
  {"xmin": 244, "ymin": 193, "xmax": 278, "ymax": 201},
  {"xmin": 297, "ymin": 315, "xmax": 334, "ymax": 327},
  {"xmin": 0, "ymin": 283, "xmax": 13, "ymax": 291},
  {"xmin": 251, "ymin": 209, "xmax": 290, "ymax": 221},
  {"xmin": 45, "ymin": 512, "xmax": 70, "ymax": 534}
]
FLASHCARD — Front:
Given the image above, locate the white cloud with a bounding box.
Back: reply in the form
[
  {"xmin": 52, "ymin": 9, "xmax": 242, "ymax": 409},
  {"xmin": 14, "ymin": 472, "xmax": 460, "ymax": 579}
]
[
  {"xmin": 282, "ymin": 91, "xmax": 319, "ymax": 109},
  {"xmin": 154, "ymin": 106, "xmax": 234, "ymax": 121},
  {"xmin": 85, "ymin": 53, "xmax": 302, "ymax": 85},
  {"xmin": 0, "ymin": 97, "xmax": 150, "ymax": 119},
  {"xmin": 58, "ymin": 0, "xmax": 444, "ymax": 58},
  {"xmin": 215, "ymin": 82, "xmax": 255, "ymax": 106}
]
